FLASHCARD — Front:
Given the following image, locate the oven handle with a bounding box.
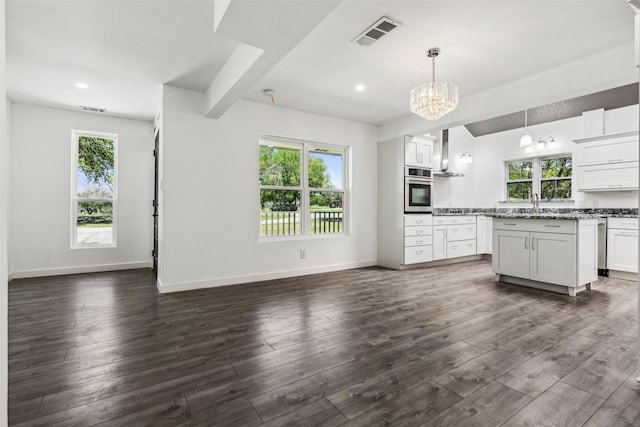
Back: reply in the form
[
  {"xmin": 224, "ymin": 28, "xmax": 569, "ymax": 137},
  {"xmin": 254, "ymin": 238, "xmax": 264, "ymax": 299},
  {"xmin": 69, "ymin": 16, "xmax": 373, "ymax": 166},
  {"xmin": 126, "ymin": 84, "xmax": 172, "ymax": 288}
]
[{"xmin": 405, "ymin": 178, "xmax": 434, "ymax": 184}]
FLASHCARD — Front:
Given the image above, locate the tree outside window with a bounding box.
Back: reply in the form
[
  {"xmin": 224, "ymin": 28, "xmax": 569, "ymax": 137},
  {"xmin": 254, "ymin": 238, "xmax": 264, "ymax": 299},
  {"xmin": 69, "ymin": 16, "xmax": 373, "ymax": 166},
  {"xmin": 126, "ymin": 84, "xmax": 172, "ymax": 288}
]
[
  {"xmin": 505, "ymin": 156, "xmax": 572, "ymax": 201},
  {"xmin": 72, "ymin": 131, "xmax": 118, "ymax": 247},
  {"xmin": 259, "ymin": 137, "xmax": 347, "ymax": 237}
]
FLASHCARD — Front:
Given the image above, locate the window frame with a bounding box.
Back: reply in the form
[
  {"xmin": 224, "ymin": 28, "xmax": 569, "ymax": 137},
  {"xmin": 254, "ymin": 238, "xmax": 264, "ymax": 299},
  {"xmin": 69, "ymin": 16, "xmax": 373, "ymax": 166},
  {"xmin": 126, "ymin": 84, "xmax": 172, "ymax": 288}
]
[
  {"xmin": 259, "ymin": 136, "xmax": 349, "ymax": 240},
  {"xmin": 71, "ymin": 130, "xmax": 119, "ymax": 249},
  {"xmin": 504, "ymin": 153, "xmax": 573, "ymax": 202}
]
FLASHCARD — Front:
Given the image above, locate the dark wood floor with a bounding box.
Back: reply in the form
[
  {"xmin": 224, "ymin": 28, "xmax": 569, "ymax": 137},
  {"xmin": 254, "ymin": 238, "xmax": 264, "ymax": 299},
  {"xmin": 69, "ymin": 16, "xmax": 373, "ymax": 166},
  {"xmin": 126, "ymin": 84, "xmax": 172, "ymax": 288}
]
[{"xmin": 7, "ymin": 260, "xmax": 640, "ymax": 426}]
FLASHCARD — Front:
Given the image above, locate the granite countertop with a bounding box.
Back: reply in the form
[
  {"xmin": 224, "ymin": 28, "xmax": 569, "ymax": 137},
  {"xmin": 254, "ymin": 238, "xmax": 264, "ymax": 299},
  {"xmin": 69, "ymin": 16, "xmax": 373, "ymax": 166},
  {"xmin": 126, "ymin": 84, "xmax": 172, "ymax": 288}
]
[
  {"xmin": 431, "ymin": 208, "xmax": 637, "ymax": 219},
  {"xmin": 486, "ymin": 212, "xmax": 601, "ymax": 220}
]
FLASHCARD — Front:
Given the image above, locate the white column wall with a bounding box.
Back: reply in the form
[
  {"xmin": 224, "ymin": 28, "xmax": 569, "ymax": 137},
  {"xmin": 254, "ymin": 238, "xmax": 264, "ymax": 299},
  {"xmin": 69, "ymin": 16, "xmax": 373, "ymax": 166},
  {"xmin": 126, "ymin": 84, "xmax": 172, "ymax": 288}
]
[
  {"xmin": 9, "ymin": 104, "xmax": 154, "ymax": 278},
  {"xmin": 0, "ymin": 0, "xmax": 8, "ymax": 421},
  {"xmin": 158, "ymin": 86, "xmax": 378, "ymax": 292}
]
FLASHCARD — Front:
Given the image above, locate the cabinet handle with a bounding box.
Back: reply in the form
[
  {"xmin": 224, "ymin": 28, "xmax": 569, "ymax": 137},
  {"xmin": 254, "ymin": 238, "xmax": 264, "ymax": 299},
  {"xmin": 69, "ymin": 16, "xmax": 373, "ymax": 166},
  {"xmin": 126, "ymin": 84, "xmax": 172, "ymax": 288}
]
[
  {"xmin": 544, "ymin": 225, "xmax": 561, "ymax": 228},
  {"xmin": 416, "ymin": 240, "xmax": 423, "ymax": 244},
  {"xmin": 609, "ymin": 185, "xmax": 623, "ymax": 188},
  {"xmin": 452, "ymin": 219, "xmax": 458, "ymax": 223},
  {"xmin": 416, "ymin": 220, "xmax": 423, "ymax": 224},
  {"xmin": 416, "ymin": 250, "xmax": 423, "ymax": 255},
  {"xmin": 451, "ymin": 229, "xmax": 457, "ymax": 233},
  {"xmin": 416, "ymin": 230, "xmax": 424, "ymax": 235},
  {"xmin": 608, "ymin": 159, "xmax": 623, "ymax": 163},
  {"xmin": 467, "ymin": 228, "xmax": 473, "ymax": 232},
  {"xmin": 452, "ymin": 245, "xmax": 458, "ymax": 249},
  {"xmin": 524, "ymin": 236, "xmax": 528, "ymax": 249},
  {"xmin": 467, "ymin": 243, "xmax": 473, "ymax": 247},
  {"xmin": 622, "ymin": 223, "xmax": 637, "ymax": 226},
  {"xmin": 532, "ymin": 237, "xmax": 536, "ymax": 250},
  {"xmin": 504, "ymin": 223, "xmax": 517, "ymax": 226}
]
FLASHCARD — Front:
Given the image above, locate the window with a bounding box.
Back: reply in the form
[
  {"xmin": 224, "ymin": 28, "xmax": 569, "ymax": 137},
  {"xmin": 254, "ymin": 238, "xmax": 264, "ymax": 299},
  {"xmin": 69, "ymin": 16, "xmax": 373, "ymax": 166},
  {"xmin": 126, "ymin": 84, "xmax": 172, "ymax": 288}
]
[
  {"xmin": 505, "ymin": 155, "xmax": 572, "ymax": 201},
  {"xmin": 259, "ymin": 136, "xmax": 347, "ymax": 237},
  {"xmin": 71, "ymin": 130, "xmax": 118, "ymax": 247}
]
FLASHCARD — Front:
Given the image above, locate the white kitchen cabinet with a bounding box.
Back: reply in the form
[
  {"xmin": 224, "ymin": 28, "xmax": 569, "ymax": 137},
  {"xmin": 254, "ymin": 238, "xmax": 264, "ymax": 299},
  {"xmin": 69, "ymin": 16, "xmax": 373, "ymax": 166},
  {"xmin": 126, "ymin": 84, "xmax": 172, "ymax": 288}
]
[
  {"xmin": 529, "ymin": 232, "xmax": 576, "ymax": 286},
  {"xmin": 576, "ymin": 162, "xmax": 638, "ymax": 192},
  {"xmin": 574, "ymin": 131, "xmax": 639, "ymax": 192},
  {"xmin": 433, "ymin": 225, "xmax": 447, "ymax": 260},
  {"xmin": 404, "ymin": 135, "xmax": 434, "ymax": 168},
  {"xmin": 607, "ymin": 218, "xmax": 638, "ymax": 273},
  {"xmin": 493, "ymin": 218, "xmax": 597, "ymax": 296},
  {"xmin": 403, "ymin": 214, "xmax": 433, "ymax": 265},
  {"xmin": 476, "ymin": 216, "xmax": 493, "ymax": 254},
  {"xmin": 432, "ymin": 216, "xmax": 476, "ymax": 260}
]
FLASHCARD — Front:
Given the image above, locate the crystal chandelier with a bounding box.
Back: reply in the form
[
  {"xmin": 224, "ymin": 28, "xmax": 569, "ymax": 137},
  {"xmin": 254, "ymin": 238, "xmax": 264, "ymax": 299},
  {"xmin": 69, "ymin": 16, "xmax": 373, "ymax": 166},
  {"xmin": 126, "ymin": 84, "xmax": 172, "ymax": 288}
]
[{"xmin": 410, "ymin": 47, "xmax": 458, "ymax": 120}]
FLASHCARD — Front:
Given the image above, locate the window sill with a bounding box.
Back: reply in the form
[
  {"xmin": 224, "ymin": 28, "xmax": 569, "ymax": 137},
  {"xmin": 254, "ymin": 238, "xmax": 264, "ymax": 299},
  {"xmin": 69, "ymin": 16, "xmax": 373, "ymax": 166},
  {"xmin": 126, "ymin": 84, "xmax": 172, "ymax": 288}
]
[
  {"xmin": 71, "ymin": 244, "xmax": 117, "ymax": 250},
  {"xmin": 259, "ymin": 233, "xmax": 348, "ymax": 243}
]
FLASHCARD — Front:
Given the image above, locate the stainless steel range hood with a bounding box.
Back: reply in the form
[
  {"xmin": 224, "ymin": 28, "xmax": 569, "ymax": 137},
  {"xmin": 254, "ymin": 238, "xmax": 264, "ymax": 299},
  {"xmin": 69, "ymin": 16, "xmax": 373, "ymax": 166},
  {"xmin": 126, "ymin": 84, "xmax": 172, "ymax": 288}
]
[{"xmin": 433, "ymin": 129, "xmax": 465, "ymax": 177}]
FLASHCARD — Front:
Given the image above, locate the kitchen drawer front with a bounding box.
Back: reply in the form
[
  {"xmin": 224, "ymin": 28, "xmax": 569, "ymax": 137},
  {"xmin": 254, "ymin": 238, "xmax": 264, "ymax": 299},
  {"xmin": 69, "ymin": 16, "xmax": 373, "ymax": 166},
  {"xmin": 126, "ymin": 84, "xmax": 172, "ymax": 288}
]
[
  {"xmin": 433, "ymin": 215, "xmax": 476, "ymax": 226},
  {"xmin": 404, "ymin": 246, "xmax": 433, "ymax": 264},
  {"xmin": 608, "ymin": 218, "xmax": 638, "ymax": 230},
  {"xmin": 405, "ymin": 235, "xmax": 433, "ymax": 247},
  {"xmin": 447, "ymin": 240, "xmax": 476, "ymax": 258},
  {"xmin": 492, "ymin": 218, "xmax": 576, "ymax": 234},
  {"xmin": 404, "ymin": 226, "xmax": 432, "ymax": 237},
  {"xmin": 578, "ymin": 135, "xmax": 638, "ymax": 167},
  {"xmin": 404, "ymin": 214, "xmax": 432, "ymax": 227},
  {"xmin": 447, "ymin": 224, "xmax": 476, "ymax": 242}
]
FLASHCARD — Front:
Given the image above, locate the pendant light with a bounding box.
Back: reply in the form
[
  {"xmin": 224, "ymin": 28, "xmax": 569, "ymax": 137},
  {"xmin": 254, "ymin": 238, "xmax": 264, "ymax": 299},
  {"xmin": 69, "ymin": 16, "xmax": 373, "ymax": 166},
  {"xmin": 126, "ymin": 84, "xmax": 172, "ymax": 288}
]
[
  {"xmin": 520, "ymin": 109, "xmax": 532, "ymax": 147},
  {"xmin": 409, "ymin": 48, "xmax": 459, "ymax": 120}
]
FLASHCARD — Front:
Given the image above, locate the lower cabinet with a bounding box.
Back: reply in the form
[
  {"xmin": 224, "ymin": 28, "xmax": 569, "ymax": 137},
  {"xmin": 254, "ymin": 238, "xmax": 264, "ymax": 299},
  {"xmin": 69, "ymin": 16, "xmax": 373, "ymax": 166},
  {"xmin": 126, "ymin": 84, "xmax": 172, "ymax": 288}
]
[
  {"xmin": 433, "ymin": 216, "xmax": 477, "ymax": 260},
  {"xmin": 476, "ymin": 216, "xmax": 493, "ymax": 254},
  {"xmin": 404, "ymin": 215, "xmax": 433, "ymax": 264},
  {"xmin": 607, "ymin": 218, "xmax": 638, "ymax": 273},
  {"xmin": 493, "ymin": 218, "xmax": 597, "ymax": 295}
]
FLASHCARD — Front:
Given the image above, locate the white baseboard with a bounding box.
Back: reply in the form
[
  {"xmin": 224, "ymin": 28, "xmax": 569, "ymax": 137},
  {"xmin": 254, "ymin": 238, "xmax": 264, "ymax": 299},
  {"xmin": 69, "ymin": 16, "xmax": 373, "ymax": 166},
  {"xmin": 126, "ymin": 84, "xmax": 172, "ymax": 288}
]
[
  {"xmin": 157, "ymin": 259, "xmax": 378, "ymax": 294},
  {"xmin": 8, "ymin": 261, "xmax": 152, "ymax": 281}
]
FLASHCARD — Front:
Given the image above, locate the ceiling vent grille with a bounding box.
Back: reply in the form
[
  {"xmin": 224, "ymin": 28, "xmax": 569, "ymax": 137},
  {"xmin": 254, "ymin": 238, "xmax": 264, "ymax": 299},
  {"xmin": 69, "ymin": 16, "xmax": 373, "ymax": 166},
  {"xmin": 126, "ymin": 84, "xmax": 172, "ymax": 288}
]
[
  {"xmin": 352, "ymin": 16, "xmax": 401, "ymax": 47},
  {"xmin": 80, "ymin": 105, "xmax": 106, "ymax": 113}
]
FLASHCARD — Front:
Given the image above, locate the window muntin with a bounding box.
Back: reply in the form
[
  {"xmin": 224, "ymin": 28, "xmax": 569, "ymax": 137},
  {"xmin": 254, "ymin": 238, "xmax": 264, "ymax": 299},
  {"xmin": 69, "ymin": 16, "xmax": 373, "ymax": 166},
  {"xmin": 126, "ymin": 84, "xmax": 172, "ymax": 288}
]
[
  {"xmin": 259, "ymin": 137, "xmax": 347, "ymax": 238},
  {"xmin": 505, "ymin": 155, "xmax": 572, "ymax": 202},
  {"xmin": 72, "ymin": 131, "xmax": 118, "ymax": 247}
]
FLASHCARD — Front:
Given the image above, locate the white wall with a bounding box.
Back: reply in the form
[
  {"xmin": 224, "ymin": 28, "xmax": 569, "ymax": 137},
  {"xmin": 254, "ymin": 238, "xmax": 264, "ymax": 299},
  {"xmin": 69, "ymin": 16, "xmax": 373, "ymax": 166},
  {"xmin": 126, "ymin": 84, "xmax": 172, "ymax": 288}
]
[
  {"xmin": 0, "ymin": 0, "xmax": 8, "ymax": 422},
  {"xmin": 436, "ymin": 104, "xmax": 639, "ymax": 209},
  {"xmin": 9, "ymin": 104, "xmax": 154, "ymax": 278},
  {"xmin": 158, "ymin": 86, "xmax": 377, "ymax": 292}
]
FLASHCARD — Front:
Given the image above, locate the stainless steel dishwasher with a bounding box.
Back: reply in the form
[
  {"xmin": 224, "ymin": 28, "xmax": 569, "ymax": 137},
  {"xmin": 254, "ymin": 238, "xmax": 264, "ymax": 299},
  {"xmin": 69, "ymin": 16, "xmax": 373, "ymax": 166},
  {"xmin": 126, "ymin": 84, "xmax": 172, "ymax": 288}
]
[{"xmin": 598, "ymin": 218, "xmax": 608, "ymax": 277}]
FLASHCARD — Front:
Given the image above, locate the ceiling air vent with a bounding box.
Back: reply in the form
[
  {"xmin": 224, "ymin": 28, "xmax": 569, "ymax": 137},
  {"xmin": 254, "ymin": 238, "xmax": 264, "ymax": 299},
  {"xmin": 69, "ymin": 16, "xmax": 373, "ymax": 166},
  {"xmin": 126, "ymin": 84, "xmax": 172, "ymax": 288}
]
[
  {"xmin": 80, "ymin": 105, "xmax": 106, "ymax": 113},
  {"xmin": 352, "ymin": 16, "xmax": 401, "ymax": 47}
]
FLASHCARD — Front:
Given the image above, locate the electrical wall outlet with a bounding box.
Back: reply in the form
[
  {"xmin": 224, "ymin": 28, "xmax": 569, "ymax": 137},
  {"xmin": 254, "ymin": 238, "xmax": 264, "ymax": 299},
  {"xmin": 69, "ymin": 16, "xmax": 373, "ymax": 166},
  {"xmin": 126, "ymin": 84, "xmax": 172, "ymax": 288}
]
[{"xmin": 299, "ymin": 249, "xmax": 306, "ymax": 259}]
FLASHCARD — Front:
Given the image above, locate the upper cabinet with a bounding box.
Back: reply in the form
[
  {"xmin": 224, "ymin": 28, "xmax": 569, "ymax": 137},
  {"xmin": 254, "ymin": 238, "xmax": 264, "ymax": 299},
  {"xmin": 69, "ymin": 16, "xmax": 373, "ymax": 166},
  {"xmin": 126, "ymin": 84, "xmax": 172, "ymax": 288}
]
[
  {"xmin": 574, "ymin": 130, "xmax": 639, "ymax": 192},
  {"xmin": 405, "ymin": 135, "xmax": 435, "ymax": 168}
]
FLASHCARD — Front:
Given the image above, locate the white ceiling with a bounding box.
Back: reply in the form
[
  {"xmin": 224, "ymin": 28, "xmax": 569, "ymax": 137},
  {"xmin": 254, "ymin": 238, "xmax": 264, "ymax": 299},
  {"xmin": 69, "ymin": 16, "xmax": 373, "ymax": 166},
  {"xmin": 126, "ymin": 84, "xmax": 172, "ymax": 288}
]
[{"xmin": 5, "ymin": 0, "xmax": 636, "ymax": 125}]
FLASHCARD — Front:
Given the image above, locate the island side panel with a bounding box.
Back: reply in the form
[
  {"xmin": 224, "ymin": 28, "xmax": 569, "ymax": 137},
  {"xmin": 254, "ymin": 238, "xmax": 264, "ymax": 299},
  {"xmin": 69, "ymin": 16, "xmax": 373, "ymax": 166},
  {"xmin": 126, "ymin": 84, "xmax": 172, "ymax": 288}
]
[{"xmin": 577, "ymin": 219, "xmax": 598, "ymax": 286}]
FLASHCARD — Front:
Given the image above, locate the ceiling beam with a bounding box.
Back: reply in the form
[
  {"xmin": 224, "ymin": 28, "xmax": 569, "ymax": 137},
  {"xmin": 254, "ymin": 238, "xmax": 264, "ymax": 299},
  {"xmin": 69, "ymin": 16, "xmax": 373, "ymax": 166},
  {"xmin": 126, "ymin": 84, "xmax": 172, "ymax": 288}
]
[{"xmin": 204, "ymin": 0, "xmax": 341, "ymax": 118}]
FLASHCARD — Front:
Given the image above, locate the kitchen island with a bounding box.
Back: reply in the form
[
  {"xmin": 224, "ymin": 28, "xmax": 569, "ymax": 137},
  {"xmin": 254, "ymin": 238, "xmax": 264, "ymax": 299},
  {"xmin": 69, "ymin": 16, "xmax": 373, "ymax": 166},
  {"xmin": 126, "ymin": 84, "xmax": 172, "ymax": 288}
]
[{"xmin": 489, "ymin": 213, "xmax": 599, "ymax": 296}]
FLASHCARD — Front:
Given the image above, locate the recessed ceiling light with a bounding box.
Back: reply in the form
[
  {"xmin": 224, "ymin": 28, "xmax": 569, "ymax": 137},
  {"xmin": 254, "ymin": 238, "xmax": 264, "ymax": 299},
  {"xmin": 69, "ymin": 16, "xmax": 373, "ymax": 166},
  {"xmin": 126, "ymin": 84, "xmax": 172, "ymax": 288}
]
[
  {"xmin": 355, "ymin": 84, "xmax": 366, "ymax": 92},
  {"xmin": 75, "ymin": 82, "xmax": 89, "ymax": 89}
]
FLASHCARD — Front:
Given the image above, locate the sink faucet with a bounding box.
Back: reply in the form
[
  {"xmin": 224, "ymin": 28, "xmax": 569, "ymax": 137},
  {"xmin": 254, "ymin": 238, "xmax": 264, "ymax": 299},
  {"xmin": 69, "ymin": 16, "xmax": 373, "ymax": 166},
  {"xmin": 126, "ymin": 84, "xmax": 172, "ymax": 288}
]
[{"xmin": 532, "ymin": 193, "xmax": 540, "ymax": 213}]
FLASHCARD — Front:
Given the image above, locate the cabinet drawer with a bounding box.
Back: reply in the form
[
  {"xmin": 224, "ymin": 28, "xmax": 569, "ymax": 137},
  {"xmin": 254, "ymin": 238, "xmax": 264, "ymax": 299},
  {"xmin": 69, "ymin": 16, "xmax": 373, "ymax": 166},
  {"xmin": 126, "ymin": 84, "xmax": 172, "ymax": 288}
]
[
  {"xmin": 607, "ymin": 218, "xmax": 638, "ymax": 230},
  {"xmin": 447, "ymin": 224, "xmax": 476, "ymax": 242},
  {"xmin": 577, "ymin": 162, "xmax": 639, "ymax": 191},
  {"xmin": 492, "ymin": 218, "xmax": 576, "ymax": 234},
  {"xmin": 447, "ymin": 240, "xmax": 476, "ymax": 258},
  {"xmin": 433, "ymin": 215, "xmax": 476, "ymax": 226},
  {"xmin": 578, "ymin": 135, "xmax": 638, "ymax": 166},
  {"xmin": 405, "ymin": 235, "xmax": 433, "ymax": 247},
  {"xmin": 404, "ymin": 246, "xmax": 433, "ymax": 264},
  {"xmin": 404, "ymin": 226, "xmax": 432, "ymax": 237},
  {"xmin": 404, "ymin": 214, "xmax": 432, "ymax": 226}
]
